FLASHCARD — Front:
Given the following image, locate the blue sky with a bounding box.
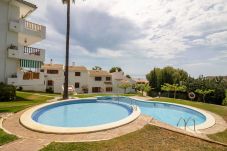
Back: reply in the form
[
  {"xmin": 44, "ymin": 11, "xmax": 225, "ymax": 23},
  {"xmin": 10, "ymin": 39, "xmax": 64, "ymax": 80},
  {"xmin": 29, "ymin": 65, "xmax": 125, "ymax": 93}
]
[{"xmin": 27, "ymin": 0, "xmax": 227, "ymax": 78}]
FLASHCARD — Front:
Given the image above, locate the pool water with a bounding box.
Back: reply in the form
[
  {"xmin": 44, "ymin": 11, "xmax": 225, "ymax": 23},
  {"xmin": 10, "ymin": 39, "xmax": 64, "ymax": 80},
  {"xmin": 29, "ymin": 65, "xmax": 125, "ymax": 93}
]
[
  {"xmin": 32, "ymin": 100, "xmax": 132, "ymax": 127},
  {"xmin": 99, "ymin": 97, "xmax": 206, "ymax": 127}
]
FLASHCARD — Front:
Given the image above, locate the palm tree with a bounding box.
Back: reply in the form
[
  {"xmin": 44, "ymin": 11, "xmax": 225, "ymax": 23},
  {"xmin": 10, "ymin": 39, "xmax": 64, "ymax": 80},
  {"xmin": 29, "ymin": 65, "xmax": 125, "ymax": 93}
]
[{"xmin": 62, "ymin": 0, "xmax": 75, "ymax": 99}]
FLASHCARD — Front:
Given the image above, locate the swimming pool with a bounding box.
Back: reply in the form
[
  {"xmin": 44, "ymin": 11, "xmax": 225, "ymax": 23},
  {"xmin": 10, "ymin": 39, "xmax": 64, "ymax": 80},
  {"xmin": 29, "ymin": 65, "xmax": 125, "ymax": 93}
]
[
  {"xmin": 20, "ymin": 99, "xmax": 140, "ymax": 133},
  {"xmin": 32, "ymin": 100, "xmax": 133, "ymax": 127},
  {"xmin": 97, "ymin": 97, "xmax": 215, "ymax": 129},
  {"xmin": 20, "ymin": 97, "xmax": 215, "ymax": 133}
]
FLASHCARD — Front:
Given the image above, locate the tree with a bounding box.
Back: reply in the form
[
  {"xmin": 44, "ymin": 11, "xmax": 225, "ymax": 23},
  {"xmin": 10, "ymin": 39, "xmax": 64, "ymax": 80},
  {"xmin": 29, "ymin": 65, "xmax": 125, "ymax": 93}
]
[
  {"xmin": 126, "ymin": 75, "xmax": 131, "ymax": 79},
  {"xmin": 143, "ymin": 84, "xmax": 151, "ymax": 96},
  {"xmin": 146, "ymin": 66, "xmax": 188, "ymax": 91},
  {"xmin": 161, "ymin": 84, "xmax": 171, "ymax": 97},
  {"xmin": 195, "ymin": 89, "xmax": 214, "ymax": 103},
  {"xmin": 62, "ymin": 0, "xmax": 75, "ymax": 99},
  {"xmin": 92, "ymin": 66, "xmax": 102, "ymax": 70},
  {"xmin": 161, "ymin": 83, "xmax": 187, "ymax": 99},
  {"xmin": 118, "ymin": 83, "xmax": 131, "ymax": 94},
  {"xmin": 109, "ymin": 67, "xmax": 122, "ymax": 73},
  {"xmin": 136, "ymin": 84, "xmax": 151, "ymax": 96}
]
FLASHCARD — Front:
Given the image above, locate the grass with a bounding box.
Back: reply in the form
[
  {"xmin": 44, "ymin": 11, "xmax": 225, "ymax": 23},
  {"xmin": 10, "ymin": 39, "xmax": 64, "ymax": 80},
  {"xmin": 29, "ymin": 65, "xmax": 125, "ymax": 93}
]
[
  {"xmin": 0, "ymin": 129, "xmax": 17, "ymax": 146},
  {"xmin": 74, "ymin": 93, "xmax": 137, "ymax": 98},
  {"xmin": 151, "ymin": 97, "xmax": 227, "ymax": 144},
  {"xmin": 40, "ymin": 125, "xmax": 227, "ymax": 151},
  {"xmin": 0, "ymin": 91, "xmax": 54, "ymax": 113}
]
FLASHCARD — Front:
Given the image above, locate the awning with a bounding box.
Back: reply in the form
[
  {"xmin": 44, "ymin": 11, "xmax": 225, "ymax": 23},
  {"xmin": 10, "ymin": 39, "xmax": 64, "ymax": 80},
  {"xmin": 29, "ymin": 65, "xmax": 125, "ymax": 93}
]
[{"xmin": 20, "ymin": 59, "xmax": 43, "ymax": 68}]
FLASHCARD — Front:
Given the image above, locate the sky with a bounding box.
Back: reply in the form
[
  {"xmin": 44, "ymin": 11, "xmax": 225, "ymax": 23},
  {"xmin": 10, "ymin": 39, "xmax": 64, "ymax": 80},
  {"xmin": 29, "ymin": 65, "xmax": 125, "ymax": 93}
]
[{"xmin": 27, "ymin": 0, "xmax": 227, "ymax": 78}]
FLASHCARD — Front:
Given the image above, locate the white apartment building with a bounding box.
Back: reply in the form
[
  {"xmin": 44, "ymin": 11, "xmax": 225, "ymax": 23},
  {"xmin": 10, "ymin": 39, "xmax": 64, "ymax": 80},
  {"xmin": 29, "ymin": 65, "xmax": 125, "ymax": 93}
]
[
  {"xmin": 111, "ymin": 71, "xmax": 136, "ymax": 94},
  {"xmin": 38, "ymin": 64, "xmax": 136, "ymax": 94},
  {"xmin": 0, "ymin": 0, "xmax": 46, "ymax": 91}
]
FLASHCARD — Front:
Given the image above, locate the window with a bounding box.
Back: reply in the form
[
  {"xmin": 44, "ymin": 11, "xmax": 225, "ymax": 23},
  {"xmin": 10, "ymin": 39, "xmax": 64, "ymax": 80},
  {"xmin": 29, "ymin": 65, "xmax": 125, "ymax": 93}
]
[
  {"xmin": 75, "ymin": 72, "xmax": 81, "ymax": 76},
  {"xmin": 47, "ymin": 70, "xmax": 58, "ymax": 74},
  {"xmin": 106, "ymin": 87, "xmax": 112, "ymax": 92},
  {"xmin": 75, "ymin": 82, "xmax": 80, "ymax": 88},
  {"xmin": 92, "ymin": 87, "xmax": 101, "ymax": 93},
  {"xmin": 106, "ymin": 77, "xmax": 111, "ymax": 81},
  {"xmin": 95, "ymin": 77, "xmax": 102, "ymax": 81},
  {"xmin": 47, "ymin": 80, "xmax": 53, "ymax": 86},
  {"xmin": 40, "ymin": 69, "xmax": 44, "ymax": 72}
]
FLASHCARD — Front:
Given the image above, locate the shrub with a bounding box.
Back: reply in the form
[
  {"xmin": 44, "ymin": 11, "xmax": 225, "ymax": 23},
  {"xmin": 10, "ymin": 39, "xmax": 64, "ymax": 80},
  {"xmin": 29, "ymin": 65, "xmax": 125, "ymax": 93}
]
[
  {"xmin": 0, "ymin": 83, "xmax": 16, "ymax": 101},
  {"xmin": 46, "ymin": 87, "xmax": 54, "ymax": 93}
]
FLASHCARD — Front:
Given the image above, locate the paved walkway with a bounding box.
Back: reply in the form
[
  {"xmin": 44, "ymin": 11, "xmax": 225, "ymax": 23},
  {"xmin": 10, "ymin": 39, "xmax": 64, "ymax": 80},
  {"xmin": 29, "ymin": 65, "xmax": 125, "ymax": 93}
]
[{"xmin": 1, "ymin": 109, "xmax": 151, "ymax": 151}]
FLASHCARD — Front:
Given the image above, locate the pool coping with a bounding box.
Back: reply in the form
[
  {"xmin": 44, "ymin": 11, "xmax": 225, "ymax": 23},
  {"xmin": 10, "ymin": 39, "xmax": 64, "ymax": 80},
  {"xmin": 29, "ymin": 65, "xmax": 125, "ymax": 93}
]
[
  {"xmin": 20, "ymin": 98, "xmax": 141, "ymax": 134},
  {"xmin": 128, "ymin": 97, "xmax": 216, "ymax": 131}
]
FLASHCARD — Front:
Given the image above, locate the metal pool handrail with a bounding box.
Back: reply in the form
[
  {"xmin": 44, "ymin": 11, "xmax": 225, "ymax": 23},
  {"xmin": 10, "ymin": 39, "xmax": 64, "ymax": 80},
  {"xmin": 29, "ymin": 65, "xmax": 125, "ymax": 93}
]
[
  {"xmin": 186, "ymin": 117, "xmax": 196, "ymax": 131},
  {"xmin": 177, "ymin": 117, "xmax": 187, "ymax": 130},
  {"xmin": 177, "ymin": 117, "xmax": 196, "ymax": 131}
]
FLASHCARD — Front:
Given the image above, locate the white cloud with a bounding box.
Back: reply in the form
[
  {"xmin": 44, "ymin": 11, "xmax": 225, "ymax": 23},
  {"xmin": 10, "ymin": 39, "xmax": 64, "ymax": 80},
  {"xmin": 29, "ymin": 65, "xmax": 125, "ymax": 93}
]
[{"xmin": 25, "ymin": 0, "xmax": 227, "ymax": 77}]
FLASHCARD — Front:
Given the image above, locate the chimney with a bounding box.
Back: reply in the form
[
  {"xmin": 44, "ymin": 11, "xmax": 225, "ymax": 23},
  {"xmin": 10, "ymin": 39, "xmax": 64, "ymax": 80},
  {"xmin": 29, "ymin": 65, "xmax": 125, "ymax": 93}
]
[{"xmin": 50, "ymin": 59, "xmax": 53, "ymax": 65}]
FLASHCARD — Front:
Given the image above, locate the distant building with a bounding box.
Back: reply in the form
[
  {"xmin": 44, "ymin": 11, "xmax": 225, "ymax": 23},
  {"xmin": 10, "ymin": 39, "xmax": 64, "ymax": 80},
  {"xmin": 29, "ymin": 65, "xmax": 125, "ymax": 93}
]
[
  {"xmin": 206, "ymin": 76, "xmax": 227, "ymax": 81},
  {"xmin": 38, "ymin": 64, "xmax": 136, "ymax": 94},
  {"xmin": 0, "ymin": 0, "xmax": 46, "ymax": 91},
  {"xmin": 134, "ymin": 78, "xmax": 149, "ymax": 84},
  {"xmin": 111, "ymin": 71, "xmax": 136, "ymax": 94}
]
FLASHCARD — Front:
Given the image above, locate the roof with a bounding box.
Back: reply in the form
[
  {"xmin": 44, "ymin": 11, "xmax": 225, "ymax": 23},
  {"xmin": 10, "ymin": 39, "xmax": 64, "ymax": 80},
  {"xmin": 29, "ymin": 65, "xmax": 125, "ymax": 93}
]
[
  {"xmin": 42, "ymin": 64, "xmax": 64, "ymax": 69},
  {"xmin": 134, "ymin": 78, "xmax": 149, "ymax": 84},
  {"xmin": 16, "ymin": 0, "xmax": 37, "ymax": 9},
  {"xmin": 89, "ymin": 70, "xmax": 111, "ymax": 77},
  {"xmin": 69, "ymin": 66, "xmax": 87, "ymax": 71}
]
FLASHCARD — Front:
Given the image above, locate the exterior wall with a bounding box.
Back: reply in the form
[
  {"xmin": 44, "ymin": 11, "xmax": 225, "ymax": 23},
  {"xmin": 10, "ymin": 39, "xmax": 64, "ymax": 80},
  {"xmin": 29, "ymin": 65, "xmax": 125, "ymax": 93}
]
[
  {"xmin": 43, "ymin": 68, "xmax": 64, "ymax": 94},
  {"xmin": 88, "ymin": 76, "xmax": 113, "ymax": 93},
  {"xmin": 0, "ymin": 1, "xmax": 19, "ymax": 83},
  {"xmin": 68, "ymin": 70, "xmax": 89, "ymax": 94},
  {"xmin": 112, "ymin": 71, "xmax": 136, "ymax": 94}
]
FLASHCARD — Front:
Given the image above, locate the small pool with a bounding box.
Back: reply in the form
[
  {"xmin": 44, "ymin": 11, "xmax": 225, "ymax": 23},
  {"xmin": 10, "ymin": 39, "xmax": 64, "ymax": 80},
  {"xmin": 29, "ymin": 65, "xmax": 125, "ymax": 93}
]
[
  {"xmin": 20, "ymin": 99, "xmax": 140, "ymax": 133},
  {"xmin": 98, "ymin": 97, "xmax": 210, "ymax": 128},
  {"xmin": 32, "ymin": 100, "xmax": 132, "ymax": 127}
]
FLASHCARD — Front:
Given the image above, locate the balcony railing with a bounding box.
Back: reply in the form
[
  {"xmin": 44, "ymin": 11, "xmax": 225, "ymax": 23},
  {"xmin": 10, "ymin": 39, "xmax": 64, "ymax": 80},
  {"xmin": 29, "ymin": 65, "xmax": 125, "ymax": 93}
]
[
  {"xmin": 23, "ymin": 20, "xmax": 44, "ymax": 32},
  {"xmin": 23, "ymin": 72, "xmax": 40, "ymax": 80},
  {"xmin": 24, "ymin": 46, "xmax": 41, "ymax": 56}
]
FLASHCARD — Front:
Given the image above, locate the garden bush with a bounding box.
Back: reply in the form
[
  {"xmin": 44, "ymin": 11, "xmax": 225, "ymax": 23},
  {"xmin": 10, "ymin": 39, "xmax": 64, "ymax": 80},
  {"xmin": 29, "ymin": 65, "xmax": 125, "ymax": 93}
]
[{"xmin": 0, "ymin": 83, "xmax": 16, "ymax": 101}]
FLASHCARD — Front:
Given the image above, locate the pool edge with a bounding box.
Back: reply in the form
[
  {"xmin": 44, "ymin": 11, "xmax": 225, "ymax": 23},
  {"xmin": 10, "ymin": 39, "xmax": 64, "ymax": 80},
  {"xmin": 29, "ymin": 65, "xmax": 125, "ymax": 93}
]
[{"xmin": 20, "ymin": 98, "xmax": 141, "ymax": 134}]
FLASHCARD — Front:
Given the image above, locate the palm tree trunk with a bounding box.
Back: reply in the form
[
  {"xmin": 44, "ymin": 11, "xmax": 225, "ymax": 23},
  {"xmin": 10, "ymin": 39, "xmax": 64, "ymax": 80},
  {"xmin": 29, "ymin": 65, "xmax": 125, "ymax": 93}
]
[{"xmin": 63, "ymin": 0, "xmax": 71, "ymax": 99}]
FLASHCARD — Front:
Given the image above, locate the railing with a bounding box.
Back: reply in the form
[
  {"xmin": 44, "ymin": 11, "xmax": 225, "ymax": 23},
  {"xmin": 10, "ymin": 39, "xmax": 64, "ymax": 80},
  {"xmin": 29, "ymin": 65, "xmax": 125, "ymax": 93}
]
[
  {"xmin": 177, "ymin": 117, "xmax": 187, "ymax": 130},
  {"xmin": 24, "ymin": 46, "xmax": 41, "ymax": 56},
  {"xmin": 177, "ymin": 117, "xmax": 196, "ymax": 131},
  {"xmin": 23, "ymin": 72, "xmax": 40, "ymax": 80},
  {"xmin": 23, "ymin": 20, "xmax": 44, "ymax": 32},
  {"xmin": 186, "ymin": 117, "xmax": 196, "ymax": 131}
]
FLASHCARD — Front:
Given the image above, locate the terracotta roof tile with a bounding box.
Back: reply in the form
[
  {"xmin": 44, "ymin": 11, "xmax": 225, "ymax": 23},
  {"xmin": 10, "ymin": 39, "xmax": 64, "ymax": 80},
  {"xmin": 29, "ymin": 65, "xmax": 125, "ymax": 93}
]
[
  {"xmin": 69, "ymin": 66, "xmax": 87, "ymax": 71},
  {"xmin": 89, "ymin": 70, "xmax": 111, "ymax": 76}
]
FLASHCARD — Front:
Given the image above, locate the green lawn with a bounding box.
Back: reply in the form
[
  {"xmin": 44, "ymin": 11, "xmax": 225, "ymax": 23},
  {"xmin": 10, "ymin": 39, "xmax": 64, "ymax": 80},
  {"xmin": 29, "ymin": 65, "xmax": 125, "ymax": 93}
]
[
  {"xmin": 0, "ymin": 129, "xmax": 17, "ymax": 146},
  {"xmin": 151, "ymin": 97, "xmax": 227, "ymax": 144},
  {"xmin": 40, "ymin": 125, "xmax": 227, "ymax": 151},
  {"xmin": 0, "ymin": 91, "xmax": 54, "ymax": 113},
  {"xmin": 74, "ymin": 93, "xmax": 137, "ymax": 98}
]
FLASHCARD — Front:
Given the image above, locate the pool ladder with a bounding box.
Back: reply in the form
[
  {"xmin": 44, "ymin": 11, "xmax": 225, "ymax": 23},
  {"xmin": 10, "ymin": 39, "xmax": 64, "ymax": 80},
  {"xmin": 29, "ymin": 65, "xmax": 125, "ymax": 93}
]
[{"xmin": 177, "ymin": 117, "xmax": 196, "ymax": 131}]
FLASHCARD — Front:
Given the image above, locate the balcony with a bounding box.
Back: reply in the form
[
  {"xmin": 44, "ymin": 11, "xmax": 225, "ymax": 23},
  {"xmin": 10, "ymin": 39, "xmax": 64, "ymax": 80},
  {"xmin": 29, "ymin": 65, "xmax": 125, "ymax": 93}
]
[
  {"xmin": 8, "ymin": 46, "xmax": 45, "ymax": 62},
  {"xmin": 9, "ymin": 19, "xmax": 46, "ymax": 45},
  {"xmin": 8, "ymin": 71, "xmax": 44, "ymax": 86}
]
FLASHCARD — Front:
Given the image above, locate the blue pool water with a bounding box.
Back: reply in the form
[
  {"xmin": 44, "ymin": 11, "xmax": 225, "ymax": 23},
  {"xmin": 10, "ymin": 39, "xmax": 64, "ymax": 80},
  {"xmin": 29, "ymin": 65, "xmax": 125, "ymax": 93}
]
[
  {"xmin": 98, "ymin": 97, "xmax": 206, "ymax": 127},
  {"xmin": 32, "ymin": 100, "xmax": 132, "ymax": 127}
]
